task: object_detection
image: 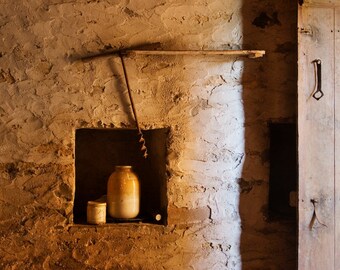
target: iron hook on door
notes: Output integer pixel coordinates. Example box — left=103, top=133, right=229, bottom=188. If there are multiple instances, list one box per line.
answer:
left=309, top=198, right=327, bottom=230
left=311, top=59, right=324, bottom=101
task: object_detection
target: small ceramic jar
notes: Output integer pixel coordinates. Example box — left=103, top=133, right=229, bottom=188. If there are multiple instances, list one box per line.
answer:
left=87, top=201, right=106, bottom=225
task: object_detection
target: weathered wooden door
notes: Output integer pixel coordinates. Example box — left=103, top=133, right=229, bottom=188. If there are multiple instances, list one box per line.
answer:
left=298, top=1, right=340, bottom=269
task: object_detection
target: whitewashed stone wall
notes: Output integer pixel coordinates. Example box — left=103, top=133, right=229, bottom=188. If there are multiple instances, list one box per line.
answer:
left=0, top=0, right=296, bottom=269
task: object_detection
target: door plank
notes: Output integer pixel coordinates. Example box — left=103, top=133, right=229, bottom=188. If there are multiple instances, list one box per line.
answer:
left=303, top=0, right=337, bottom=5
left=334, top=8, right=340, bottom=270
left=298, top=6, right=335, bottom=270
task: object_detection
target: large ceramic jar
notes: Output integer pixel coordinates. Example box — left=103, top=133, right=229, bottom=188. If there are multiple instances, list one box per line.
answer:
left=107, top=166, right=140, bottom=219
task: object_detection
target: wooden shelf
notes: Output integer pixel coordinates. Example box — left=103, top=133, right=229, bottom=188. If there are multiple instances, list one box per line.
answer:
left=124, top=49, right=265, bottom=59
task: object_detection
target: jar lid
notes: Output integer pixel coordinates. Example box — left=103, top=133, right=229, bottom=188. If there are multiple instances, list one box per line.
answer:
left=115, top=165, right=132, bottom=169
left=88, top=200, right=106, bottom=206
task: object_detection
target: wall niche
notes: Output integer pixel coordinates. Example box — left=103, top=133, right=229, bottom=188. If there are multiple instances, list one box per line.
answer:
left=73, top=128, right=169, bottom=225
left=268, top=123, right=297, bottom=220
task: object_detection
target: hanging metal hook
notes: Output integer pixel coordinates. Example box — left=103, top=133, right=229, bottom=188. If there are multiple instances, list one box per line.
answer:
left=311, top=59, right=323, bottom=101
left=309, top=198, right=327, bottom=230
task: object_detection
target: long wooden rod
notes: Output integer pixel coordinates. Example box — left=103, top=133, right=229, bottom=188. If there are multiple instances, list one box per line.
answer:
left=125, top=49, right=265, bottom=58
left=79, top=49, right=265, bottom=61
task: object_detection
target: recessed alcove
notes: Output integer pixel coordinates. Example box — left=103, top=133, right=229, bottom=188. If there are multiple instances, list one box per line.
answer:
left=73, top=128, right=169, bottom=225
left=268, top=123, right=297, bottom=220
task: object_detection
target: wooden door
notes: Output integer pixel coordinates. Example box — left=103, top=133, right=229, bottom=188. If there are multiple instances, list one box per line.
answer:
left=298, top=4, right=336, bottom=270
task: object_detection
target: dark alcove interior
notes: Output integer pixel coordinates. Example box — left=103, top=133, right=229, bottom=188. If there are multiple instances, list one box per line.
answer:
left=268, top=123, right=297, bottom=220
left=74, top=128, right=169, bottom=225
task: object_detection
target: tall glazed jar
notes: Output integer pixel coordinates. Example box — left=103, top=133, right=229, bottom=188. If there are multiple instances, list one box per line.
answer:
left=107, top=166, right=140, bottom=219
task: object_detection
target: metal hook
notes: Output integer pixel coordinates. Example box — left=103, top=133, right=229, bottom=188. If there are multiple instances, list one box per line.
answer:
left=309, top=198, right=327, bottom=230
left=311, top=59, right=323, bottom=101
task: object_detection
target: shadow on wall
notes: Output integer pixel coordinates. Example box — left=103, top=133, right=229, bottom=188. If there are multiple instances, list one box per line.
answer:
left=239, top=0, right=297, bottom=269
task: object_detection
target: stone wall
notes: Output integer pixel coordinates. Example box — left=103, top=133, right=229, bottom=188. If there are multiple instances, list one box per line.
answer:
left=0, top=0, right=297, bottom=269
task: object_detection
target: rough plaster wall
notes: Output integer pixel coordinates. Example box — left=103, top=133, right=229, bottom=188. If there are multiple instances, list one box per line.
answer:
left=0, top=0, right=296, bottom=269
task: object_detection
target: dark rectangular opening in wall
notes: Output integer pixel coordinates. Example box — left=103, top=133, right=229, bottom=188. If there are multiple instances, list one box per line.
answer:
left=74, top=128, right=169, bottom=225
left=268, top=123, right=297, bottom=220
